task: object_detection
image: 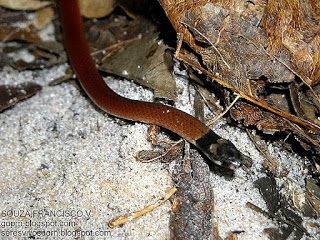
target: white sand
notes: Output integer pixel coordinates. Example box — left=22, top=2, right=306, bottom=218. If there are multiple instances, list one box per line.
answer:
left=1, top=21, right=319, bottom=240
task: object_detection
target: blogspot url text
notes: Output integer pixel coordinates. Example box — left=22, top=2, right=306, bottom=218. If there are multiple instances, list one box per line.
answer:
left=1, top=229, right=111, bottom=238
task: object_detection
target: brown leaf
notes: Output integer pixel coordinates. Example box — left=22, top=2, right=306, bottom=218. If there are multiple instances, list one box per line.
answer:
left=260, top=0, right=320, bottom=86
left=246, top=129, right=286, bottom=177
left=159, top=0, right=320, bottom=156
left=35, top=6, right=55, bottom=30
left=99, top=32, right=177, bottom=101
left=85, top=14, right=155, bottom=49
left=0, top=82, right=42, bottom=112
left=180, top=2, right=293, bottom=89
left=117, top=0, right=151, bottom=19
left=79, top=0, right=151, bottom=19
left=254, top=176, right=281, bottom=215
left=264, top=228, right=283, bottom=240
left=230, top=102, right=291, bottom=133
left=0, top=24, right=41, bottom=43
left=0, top=0, right=51, bottom=10
left=86, top=14, right=173, bottom=97
left=306, top=179, right=320, bottom=217
left=79, top=0, right=116, bottom=19
left=136, top=150, right=163, bottom=162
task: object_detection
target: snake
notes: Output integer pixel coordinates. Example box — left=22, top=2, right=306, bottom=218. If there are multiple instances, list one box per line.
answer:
left=59, top=0, right=245, bottom=169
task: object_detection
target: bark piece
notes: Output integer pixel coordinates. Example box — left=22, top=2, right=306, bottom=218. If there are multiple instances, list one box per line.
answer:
left=170, top=148, right=214, bottom=240
left=0, top=8, right=27, bottom=23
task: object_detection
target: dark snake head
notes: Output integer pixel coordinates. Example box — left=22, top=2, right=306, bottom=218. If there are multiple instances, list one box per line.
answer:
left=196, top=130, right=250, bottom=169
left=214, top=139, right=242, bottom=168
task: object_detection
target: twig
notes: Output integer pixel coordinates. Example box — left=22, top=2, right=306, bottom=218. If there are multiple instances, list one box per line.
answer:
left=108, top=187, right=177, bottom=227
left=246, top=129, right=280, bottom=175
left=176, top=52, right=320, bottom=133
left=246, top=202, right=309, bottom=234
left=207, top=95, right=240, bottom=126
left=136, top=139, right=184, bottom=163
left=91, top=36, right=142, bottom=56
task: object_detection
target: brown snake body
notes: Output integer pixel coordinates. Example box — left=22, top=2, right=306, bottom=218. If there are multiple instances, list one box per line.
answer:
left=59, top=0, right=245, bottom=169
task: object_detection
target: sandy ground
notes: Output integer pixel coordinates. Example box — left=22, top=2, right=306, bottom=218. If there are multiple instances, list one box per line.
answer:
left=1, top=21, right=319, bottom=240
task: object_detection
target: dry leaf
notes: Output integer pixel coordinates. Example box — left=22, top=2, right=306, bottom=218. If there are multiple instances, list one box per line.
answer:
left=117, top=0, right=151, bottom=19
left=85, top=14, right=154, bottom=49
left=0, top=0, right=51, bottom=10
left=35, top=6, right=54, bottom=30
left=254, top=176, right=280, bottom=215
left=0, top=82, right=42, bottom=112
left=260, top=0, right=320, bottom=86
left=0, top=24, right=41, bottom=43
left=79, top=0, right=116, bottom=18
left=159, top=0, right=320, bottom=158
left=100, top=32, right=177, bottom=101
left=83, top=13, right=176, bottom=100
left=306, top=179, right=320, bottom=217
left=79, top=0, right=151, bottom=19
left=230, top=102, right=291, bottom=133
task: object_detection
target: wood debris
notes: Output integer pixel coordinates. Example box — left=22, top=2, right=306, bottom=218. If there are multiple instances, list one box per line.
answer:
left=108, top=187, right=176, bottom=227
left=169, top=146, right=214, bottom=239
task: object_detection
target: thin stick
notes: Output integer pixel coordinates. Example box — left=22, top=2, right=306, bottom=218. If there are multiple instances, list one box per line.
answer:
left=207, top=95, right=240, bottom=126
left=247, top=202, right=308, bottom=234
left=91, top=36, right=142, bottom=56
left=176, top=52, right=320, bottom=133
left=108, top=187, right=177, bottom=227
